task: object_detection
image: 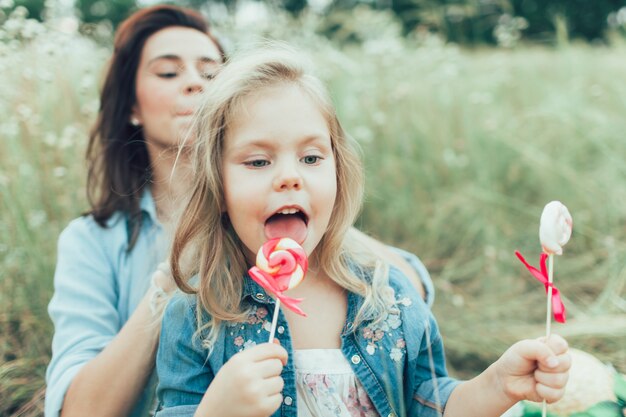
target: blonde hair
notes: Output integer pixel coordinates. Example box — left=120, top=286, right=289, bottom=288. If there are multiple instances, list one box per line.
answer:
left=170, top=43, right=391, bottom=348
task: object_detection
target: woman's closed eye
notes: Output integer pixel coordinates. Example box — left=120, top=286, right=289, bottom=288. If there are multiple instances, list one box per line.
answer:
left=155, top=65, right=181, bottom=79
left=198, top=62, right=220, bottom=80
left=157, top=72, right=178, bottom=79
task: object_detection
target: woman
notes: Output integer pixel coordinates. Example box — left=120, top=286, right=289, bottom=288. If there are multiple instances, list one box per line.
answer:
left=45, top=6, right=224, bottom=417
left=45, top=5, right=431, bottom=417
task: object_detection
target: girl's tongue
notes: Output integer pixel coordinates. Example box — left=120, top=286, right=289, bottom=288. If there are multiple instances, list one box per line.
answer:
left=264, top=214, right=308, bottom=244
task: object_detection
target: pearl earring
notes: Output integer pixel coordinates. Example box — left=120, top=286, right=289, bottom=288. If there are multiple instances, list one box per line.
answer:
left=130, top=116, right=141, bottom=126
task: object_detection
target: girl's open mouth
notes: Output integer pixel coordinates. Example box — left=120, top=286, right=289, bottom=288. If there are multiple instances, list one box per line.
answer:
left=264, top=208, right=309, bottom=244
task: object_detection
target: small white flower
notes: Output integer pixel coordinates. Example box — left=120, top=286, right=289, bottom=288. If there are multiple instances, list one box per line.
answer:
left=451, top=294, right=465, bottom=307
left=53, top=167, right=66, bottom=177
left=379, top=320, right=390, bottom=332
left=398, top=297, right=412, bottom=307
left=0, top=0, right=15, bottom=9
left=16, top=104, right=32, bottom=121
left=243, top=340, right=257, bottom=350
left=21, top=18, right=43, bottom=39
left=3, top=19, right=20, bottom=37
left=386, top=314, right=402, bottom=330
left=43, top=133, right=57, bottom=146
left=10, top=4, right=26, bottom=18
left=390, top=348, right=403, bottom=362
left=28, top=210, right=46, bottom=228
left=262, top=321, right=272, bottom=332
left=366, top=344, right=376, bottom=355
left=539, top=201, right=573, bottom=255
left=1, top=121, right=19, bottom=137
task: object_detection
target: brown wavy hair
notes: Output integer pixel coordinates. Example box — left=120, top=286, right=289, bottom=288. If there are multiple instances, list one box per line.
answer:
left=86, top=5, right=225, bottom=248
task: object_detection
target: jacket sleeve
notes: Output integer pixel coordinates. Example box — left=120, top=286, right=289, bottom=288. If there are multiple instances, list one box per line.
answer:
left=45, top=218, right=120, bottom=417
left=408, top=314, right=462, bottom=417
left=154, top=294, right=214, bottom=417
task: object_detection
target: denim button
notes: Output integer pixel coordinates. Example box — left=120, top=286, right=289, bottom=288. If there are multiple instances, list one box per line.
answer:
left=388, top=413, right=396, bottom=417
left=277, top=325, right=285, bottom=334
left=256, top=293, right=265, bottom=300
left=351, top=354, right=361, bottom=364
left=284, top=396, right=293, bottom=406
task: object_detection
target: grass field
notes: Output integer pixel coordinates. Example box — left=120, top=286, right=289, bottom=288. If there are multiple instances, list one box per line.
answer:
left=1, top=10, right=625, bottom=416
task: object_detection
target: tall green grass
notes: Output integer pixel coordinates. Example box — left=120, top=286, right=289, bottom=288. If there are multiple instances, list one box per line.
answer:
left=334, top=43, right=626, bottom=376
left=1, top=9, right=625, bottom=415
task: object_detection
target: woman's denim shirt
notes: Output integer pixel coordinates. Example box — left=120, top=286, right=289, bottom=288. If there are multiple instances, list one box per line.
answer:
left=155, top=262, right=461, bottom=417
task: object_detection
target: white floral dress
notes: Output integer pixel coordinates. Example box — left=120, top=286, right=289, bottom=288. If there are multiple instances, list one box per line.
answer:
left=294, top=349, right=379, bottom=417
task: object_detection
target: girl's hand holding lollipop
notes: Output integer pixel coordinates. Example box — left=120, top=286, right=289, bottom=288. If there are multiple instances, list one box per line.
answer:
left=196, top=238, right=308, bottom=417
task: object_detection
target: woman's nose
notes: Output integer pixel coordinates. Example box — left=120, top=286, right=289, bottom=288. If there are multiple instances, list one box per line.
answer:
left=184, top=83, right=202, bottom=94
left=182, top=69, right=205, bottom=94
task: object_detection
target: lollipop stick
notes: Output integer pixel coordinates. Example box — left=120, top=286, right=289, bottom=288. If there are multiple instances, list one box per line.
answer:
left=542, top=254, right=554, bottom=417
left=545, top=254, right=554, bottom=337
left=268, top=299, right=281, bottom=343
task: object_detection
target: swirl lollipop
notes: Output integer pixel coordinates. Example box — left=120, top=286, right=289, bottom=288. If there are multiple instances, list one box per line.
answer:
left=248, top=238, right=308, bottom=342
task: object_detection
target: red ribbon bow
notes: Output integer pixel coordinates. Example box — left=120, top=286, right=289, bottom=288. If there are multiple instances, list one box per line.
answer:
left=515, top=251, right=566, bottom=323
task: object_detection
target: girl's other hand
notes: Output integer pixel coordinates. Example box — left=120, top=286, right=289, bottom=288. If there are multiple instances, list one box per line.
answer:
left=494, top=334, right=571, bottom=404
left=196, top=342, right=288, bottom=417
left=148, top=262, right=178, bottom=317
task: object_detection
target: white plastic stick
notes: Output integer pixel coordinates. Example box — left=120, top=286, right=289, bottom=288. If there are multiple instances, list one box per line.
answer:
left=542, top=254, right=554, bottom=417
left=268, top=299, right=281, bottom=343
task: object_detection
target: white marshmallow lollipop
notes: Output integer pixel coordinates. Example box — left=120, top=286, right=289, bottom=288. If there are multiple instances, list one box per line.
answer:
left=539, top=201, right=573, bottom=256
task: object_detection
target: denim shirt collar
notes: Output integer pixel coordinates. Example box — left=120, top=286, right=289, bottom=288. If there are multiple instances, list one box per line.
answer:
left=139, top=187, right=159, bottom=223
left=123, top=187, right=160, bottom=245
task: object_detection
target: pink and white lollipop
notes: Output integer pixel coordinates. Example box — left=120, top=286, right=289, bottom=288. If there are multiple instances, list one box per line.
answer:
left=248, top=238, right=308, bottom=341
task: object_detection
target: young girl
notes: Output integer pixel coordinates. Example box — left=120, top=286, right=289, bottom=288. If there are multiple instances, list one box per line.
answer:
left=155, top=45, right=570, bottom=417
left=45, top=6, right=428, bottom=416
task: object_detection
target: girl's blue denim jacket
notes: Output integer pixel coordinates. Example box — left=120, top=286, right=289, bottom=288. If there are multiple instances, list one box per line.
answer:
left=155, top=263, right=461, bottom=417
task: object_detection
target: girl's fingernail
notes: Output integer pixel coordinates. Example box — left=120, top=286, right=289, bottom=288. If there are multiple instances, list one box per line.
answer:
left=547, top=357, right=558, bottom=368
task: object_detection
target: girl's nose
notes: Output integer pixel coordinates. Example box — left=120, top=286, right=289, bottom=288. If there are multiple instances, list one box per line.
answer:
left=273, top=167, right=302, bottom=191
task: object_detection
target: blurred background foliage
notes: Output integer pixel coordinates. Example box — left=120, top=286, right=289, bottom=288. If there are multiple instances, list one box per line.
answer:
left=1, top=0, right=626, bottom=416
left=7, top=0, right=626, bottom=46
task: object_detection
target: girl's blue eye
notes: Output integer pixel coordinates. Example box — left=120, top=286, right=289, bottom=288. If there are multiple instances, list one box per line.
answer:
left=302, top=155, right=322, bottom=164
left=245, top=160, right=269, bottom=168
